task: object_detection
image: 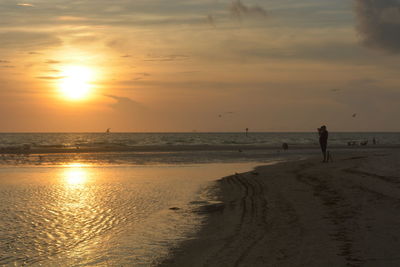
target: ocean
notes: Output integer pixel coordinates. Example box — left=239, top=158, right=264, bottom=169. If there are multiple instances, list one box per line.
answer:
left=0, top=132, right=398, bottom=166
left=0, top=132, right=399, bottom=266
left=1, top=132, right=399, bottom=149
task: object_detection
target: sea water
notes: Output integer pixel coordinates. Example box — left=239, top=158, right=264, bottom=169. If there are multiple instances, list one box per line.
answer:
left=0, top=132, right=398, bottom=166
left=0, top=132, right=399, bottom=149
left=0, top=162, right=263, bottom=266
left=0, top=132, right=399, bottom=266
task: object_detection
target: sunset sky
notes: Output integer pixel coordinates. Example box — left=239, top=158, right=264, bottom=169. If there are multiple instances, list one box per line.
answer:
left=0, top=0, right=399, bottom=132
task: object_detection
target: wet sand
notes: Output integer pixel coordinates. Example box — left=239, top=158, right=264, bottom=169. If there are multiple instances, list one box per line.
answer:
left=163, top=150, right=400, bottom=267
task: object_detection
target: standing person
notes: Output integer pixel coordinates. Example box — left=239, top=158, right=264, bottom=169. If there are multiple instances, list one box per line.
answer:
left=318, top=125, right=329, bottom=162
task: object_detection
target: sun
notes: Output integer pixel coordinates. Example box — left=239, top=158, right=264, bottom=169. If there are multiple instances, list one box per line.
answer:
left=59, top=66, right=94, bottom=100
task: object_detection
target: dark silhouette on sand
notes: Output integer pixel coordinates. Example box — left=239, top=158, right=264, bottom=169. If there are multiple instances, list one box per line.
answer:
left=318, top=125, right=329, bottom=162
left=282, top=142, right=289, bottom=151
left=360, top=140, right=368, bottom=146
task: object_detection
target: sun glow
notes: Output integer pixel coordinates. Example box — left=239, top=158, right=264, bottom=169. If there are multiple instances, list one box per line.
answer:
left=63, top=163, right=89, bottom=186
left=59, top=66, right=94, bottom=100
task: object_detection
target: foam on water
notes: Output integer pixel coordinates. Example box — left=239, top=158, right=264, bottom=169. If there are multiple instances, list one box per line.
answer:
left=0, top=132, right=399, bottom=151
left=0, top=132, right=398, bottom=167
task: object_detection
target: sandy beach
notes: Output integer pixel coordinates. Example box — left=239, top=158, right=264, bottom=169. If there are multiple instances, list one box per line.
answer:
left=163, top=149, right=400, bottom=267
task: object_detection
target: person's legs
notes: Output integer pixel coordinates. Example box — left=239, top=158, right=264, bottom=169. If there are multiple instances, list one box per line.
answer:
left=321, top=143, right=327, bottom=162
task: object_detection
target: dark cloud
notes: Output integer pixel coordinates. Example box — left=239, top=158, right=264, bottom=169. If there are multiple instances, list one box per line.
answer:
left=230, top=0, right=267, bottom=20
left=36, top=76, right=64, bottom=80
left=0, top=31, right=62, bottom=49
left=133, top=72, right=150, bottom=81
left=104, top=94, right=145, bottom=113
left=0, top=60, right=10, bottom=63
left=1, top=0, right=218, bottom=31
left=45, top=59, right=61, bottom=64
left=144, top=54, right=190, bottom=62
left=135, top=72, right=150, bottom=76
left=354, top=0, right=400, bottom=53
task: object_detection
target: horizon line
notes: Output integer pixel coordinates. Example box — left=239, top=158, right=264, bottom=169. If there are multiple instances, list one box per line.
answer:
left=0, top=131, right=399, bottom=134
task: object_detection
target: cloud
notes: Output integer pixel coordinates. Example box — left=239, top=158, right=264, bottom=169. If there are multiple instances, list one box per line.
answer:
left=229, top=0, right=267, bottom=20
left=104, top=94, right=145, bottom=113
left=17, top=3, right=34, bottom=7
left=56, top=16, right=88, bottom=21
left=133, top=72, right=150, bottom=81
left=354, top=0, right=400, bottom=53
left=0, top=60, right=10, bottom=63
left=0, top=31, right=62, bottom=50
left=136, top=72, right=150, bottom=76
left=36, top=76, right=64, bottom=80
left=45, top=59, right=61, bottom=64
left=144, top=54, right=190, bottom=62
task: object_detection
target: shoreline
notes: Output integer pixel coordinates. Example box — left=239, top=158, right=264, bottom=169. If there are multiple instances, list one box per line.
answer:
left=162, top=149, right=400, bottom=266
left=1, top=144, right=399, bottom=155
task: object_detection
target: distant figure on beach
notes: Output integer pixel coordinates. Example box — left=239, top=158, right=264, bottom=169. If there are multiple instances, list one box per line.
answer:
left=318, top=125, right=329, bottom=162
left=373, top=137, right=377, bottom=145
left=245, top=128, right=249, bottom=136
left=360, top=140, right=368, bottom=146
left=347, top=141, right=357, bottom=146
left=282, top=143, right=289, bottom=151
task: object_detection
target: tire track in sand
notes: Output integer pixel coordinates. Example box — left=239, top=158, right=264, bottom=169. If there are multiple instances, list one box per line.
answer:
left=203, top=172, right=268, bottom=266
left=205, top=171, right=301, bottom=267
left=295, top=162, right=365, bottom=267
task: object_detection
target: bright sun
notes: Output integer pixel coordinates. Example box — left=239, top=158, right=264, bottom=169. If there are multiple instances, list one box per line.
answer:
left=59, top=66, right=94, bottom=100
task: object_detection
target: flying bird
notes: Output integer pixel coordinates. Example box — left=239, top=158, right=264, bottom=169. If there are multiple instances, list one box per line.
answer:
left=352, top=113, right=357, bottom=118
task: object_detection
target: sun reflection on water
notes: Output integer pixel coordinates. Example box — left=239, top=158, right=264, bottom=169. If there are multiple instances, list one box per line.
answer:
left=62, top=163, right=90, bottom=186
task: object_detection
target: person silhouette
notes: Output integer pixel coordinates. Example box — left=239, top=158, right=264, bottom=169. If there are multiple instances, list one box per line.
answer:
left=318, top=125, right=329, bottom=162
left=282, top=142, right=289, bottom=151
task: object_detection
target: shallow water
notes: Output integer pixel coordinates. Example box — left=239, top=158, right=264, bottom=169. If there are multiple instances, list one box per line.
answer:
left=1, top=132, right=393, bottom=265
left=0, top=162, right=260, bottom=266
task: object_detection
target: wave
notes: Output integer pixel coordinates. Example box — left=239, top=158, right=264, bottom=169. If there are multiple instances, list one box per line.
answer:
left=0, top=132, right=399, bottom=158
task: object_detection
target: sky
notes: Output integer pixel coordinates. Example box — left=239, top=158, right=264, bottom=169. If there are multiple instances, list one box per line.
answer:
left=0, top=0, right=399, bottom=132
